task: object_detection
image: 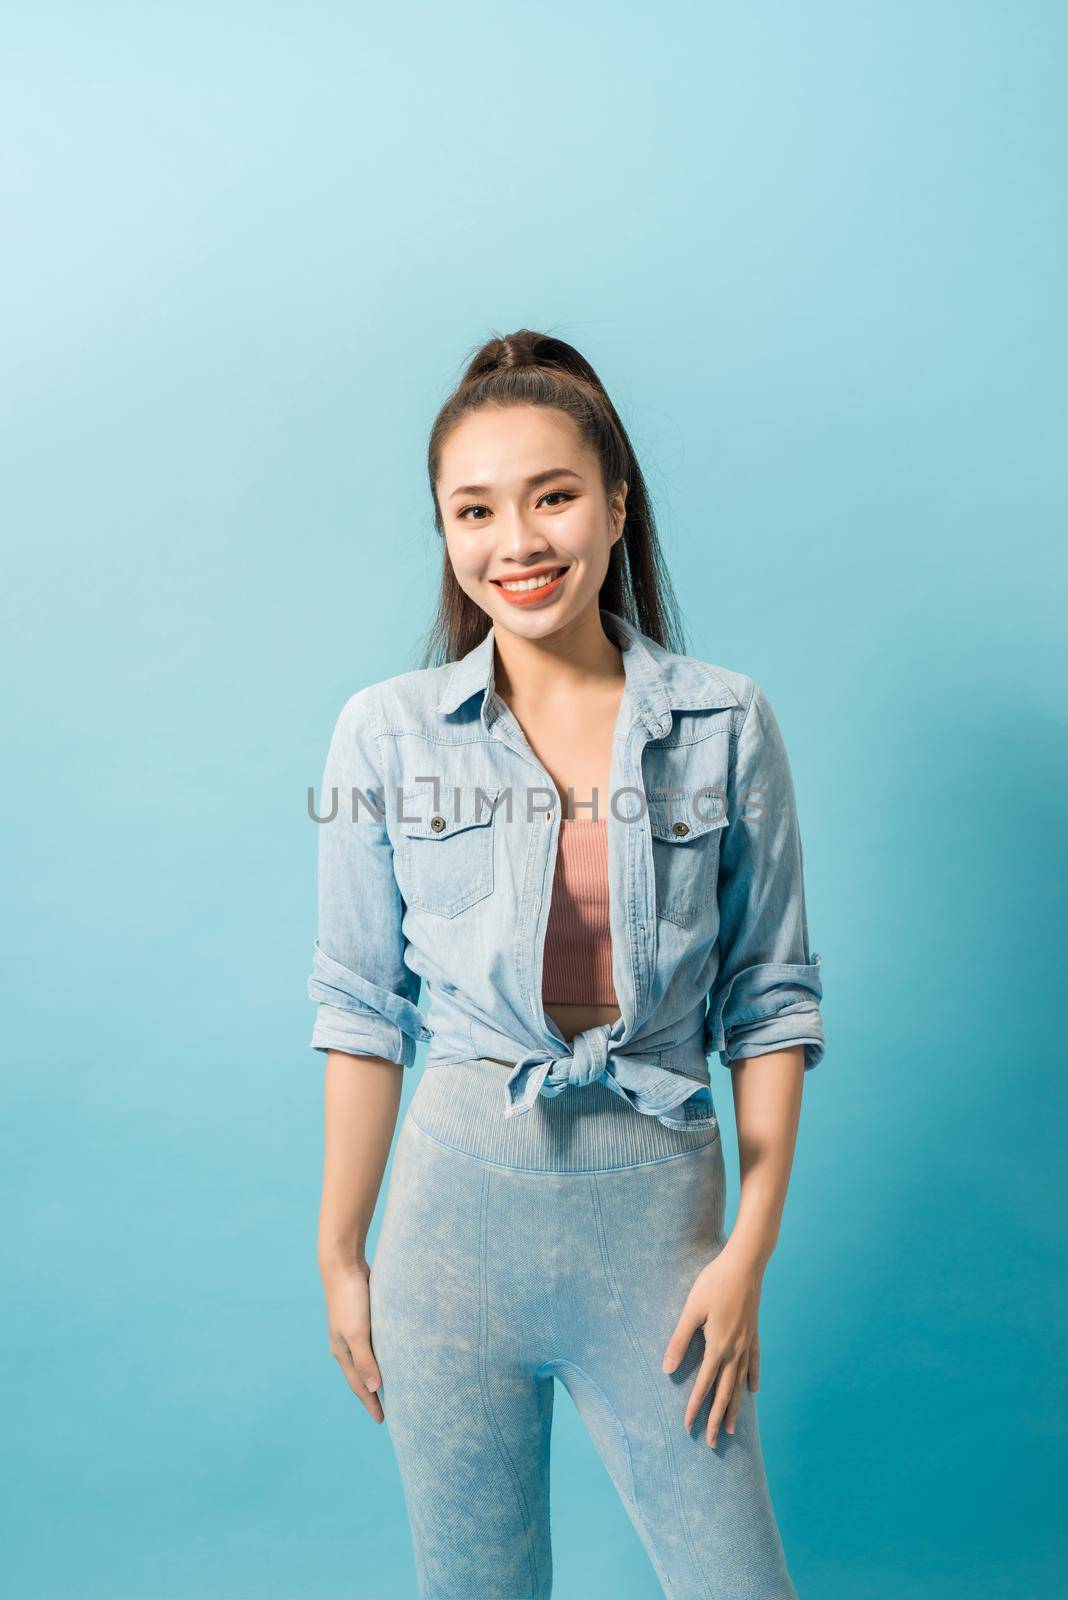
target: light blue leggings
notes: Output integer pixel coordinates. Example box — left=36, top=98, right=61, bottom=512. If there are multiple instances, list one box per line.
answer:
left=369, top=1059, right=797, bottom=1600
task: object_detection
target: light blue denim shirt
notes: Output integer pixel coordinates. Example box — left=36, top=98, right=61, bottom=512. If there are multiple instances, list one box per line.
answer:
left=308, top=609, right=824, bottom=1130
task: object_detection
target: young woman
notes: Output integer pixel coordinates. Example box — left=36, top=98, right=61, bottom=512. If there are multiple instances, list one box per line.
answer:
left=309, top=329, right=825, bottom=1600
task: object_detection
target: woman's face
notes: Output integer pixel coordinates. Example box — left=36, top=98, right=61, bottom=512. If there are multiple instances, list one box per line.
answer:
left=437, top=404, right=626, bottom=637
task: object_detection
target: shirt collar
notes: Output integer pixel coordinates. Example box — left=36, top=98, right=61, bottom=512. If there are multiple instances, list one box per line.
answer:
left=432, top=608, right=738, bottom=736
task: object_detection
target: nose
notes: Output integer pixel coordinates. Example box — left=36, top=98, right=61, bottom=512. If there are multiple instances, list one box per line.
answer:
left=496, top=506, right=555, bottom=562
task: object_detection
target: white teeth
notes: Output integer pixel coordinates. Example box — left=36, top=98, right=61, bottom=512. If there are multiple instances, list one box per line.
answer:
left=497, top=569, right=564, bottom=593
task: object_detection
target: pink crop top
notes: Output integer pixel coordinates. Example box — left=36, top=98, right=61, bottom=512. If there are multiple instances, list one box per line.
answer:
left=540, top=818, right=618, bottom=1006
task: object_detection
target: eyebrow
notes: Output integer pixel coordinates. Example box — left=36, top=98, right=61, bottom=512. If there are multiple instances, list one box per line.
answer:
left=448, top=467, right=584, bottom=500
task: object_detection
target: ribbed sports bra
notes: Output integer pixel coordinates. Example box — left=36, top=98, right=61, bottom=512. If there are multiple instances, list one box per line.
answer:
left=540, top=818, right=618, bottom=1006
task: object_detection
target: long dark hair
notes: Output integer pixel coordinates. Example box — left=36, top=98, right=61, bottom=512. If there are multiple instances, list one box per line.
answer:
left=418, top=328, right=687, bottom=668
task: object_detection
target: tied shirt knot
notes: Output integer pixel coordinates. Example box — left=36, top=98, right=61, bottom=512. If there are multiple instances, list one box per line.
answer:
left=502, top=1024, right=717, bottom=1133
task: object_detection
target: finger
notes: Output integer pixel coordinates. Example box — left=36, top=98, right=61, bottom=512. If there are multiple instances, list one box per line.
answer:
left=330, top=1331, right=356, bottom=1376
left=749, top=1336, right=761, bottom=1392
left=682, top=1348, right=723, bottom=1433
left=706, top=1362, right=740, bottom=1448
left=345, top=1361, right=386, bottom=1423
left=724, top=1361, right=749, bottom=1435
left=355, top=1350, right=383, bottom=1399
left=332, top=1335, right=386, bottom=1423
left=662, top=1306, right=702, bottom=1374
left=351, top=1337, right=383, bottom=1396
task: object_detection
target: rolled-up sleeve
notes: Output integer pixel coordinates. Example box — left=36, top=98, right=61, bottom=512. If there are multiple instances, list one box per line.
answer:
left=308, top=688, right=431, bottom=1069
left=704, top=681, right=825, bottom=1070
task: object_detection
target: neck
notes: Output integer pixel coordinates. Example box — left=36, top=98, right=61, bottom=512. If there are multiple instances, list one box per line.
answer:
left=491, top=604, right=624, bottom=711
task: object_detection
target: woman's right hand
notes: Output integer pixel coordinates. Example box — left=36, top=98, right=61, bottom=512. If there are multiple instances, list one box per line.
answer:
left=320, top=1255, right=385, bottom=1424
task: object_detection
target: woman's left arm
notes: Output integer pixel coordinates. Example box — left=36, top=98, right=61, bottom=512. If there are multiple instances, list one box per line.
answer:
left=726, top=1042, right=804, bottom=1278
left=661, top=1044, right=803, bottom=1446
left=662, top=675, right=823, bottom=1446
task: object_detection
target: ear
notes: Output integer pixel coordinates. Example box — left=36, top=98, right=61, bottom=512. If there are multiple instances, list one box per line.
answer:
left=612, top=478, right=628, bottom=541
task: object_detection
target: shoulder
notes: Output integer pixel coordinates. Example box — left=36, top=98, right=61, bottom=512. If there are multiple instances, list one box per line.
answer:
left=647, top=634, right=760, bottom=735
left=688, top=656, right=759, bottom=724
left=660, top=645, right=793, bottom=752
left=685, top=660, right=784, bottom=744
left=330, top=665, right=450, bottom=736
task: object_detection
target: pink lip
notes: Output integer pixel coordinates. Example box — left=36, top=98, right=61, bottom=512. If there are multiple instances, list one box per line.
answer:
left=490, top=565, right=570, bottom=607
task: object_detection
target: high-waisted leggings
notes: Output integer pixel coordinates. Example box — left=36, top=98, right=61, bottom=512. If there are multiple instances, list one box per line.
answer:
left=368, top=1059, right=797, bottom=1600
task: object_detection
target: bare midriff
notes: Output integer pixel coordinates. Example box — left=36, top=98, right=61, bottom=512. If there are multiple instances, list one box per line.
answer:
left=481, top=1001, right=622, bottom=1067
left=543, top=1000, right=622, bottom=1041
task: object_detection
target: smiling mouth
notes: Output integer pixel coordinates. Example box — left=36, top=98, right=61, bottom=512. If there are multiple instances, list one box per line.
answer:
left=489, top=566, right=569, bottom=594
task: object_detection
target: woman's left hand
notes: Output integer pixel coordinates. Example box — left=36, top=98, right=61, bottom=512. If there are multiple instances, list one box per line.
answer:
left=661, top=1243, right=764, bottom=1447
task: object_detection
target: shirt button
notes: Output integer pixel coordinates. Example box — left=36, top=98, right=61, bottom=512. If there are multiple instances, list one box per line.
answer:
left=431, top=815, right=447, bottom=833
left=545, top=808, right=553, bottom=823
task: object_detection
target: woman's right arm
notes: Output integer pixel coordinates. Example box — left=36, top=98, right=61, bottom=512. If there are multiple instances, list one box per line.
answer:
left=307, top=687, right=431, bottom=1423
left=318, top=1048, right=403, bottom=1425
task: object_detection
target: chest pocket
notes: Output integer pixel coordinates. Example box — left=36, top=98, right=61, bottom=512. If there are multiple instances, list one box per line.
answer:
left=648, top=790, right=729, bottom=928
left=394, top=784, right=501, bottom=918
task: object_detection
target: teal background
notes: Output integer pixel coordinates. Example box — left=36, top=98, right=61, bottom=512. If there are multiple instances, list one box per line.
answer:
left=3, top=4, right=1065, bottom=1597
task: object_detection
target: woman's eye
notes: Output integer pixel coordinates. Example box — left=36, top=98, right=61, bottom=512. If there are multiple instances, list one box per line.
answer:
left=457, top=504, right=490, bottom=521
left=540, top=491, right=575, bottom=508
